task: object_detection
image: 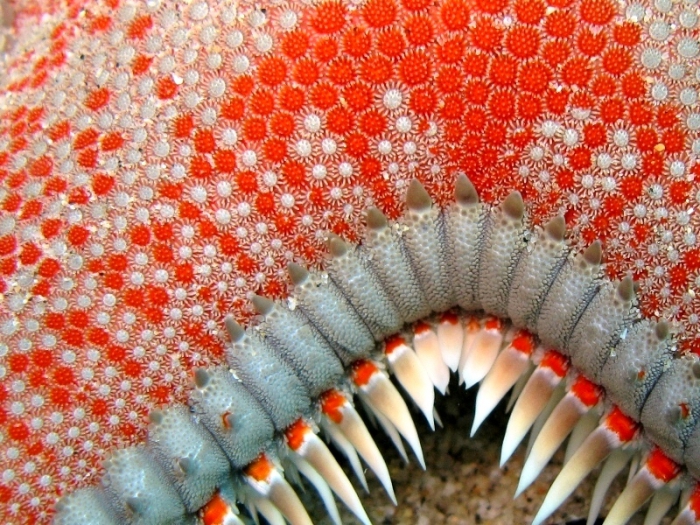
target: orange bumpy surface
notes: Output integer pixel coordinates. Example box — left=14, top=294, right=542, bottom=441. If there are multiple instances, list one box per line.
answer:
left=0, top=0, right=699, bottom=521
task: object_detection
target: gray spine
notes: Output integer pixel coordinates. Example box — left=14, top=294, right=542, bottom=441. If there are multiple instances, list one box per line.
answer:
left=600, top=320, right=672, bottom=421
left=443, top=182, right=488, bottom=312
left=190, top=367, right=275, bottom=469
left=326, top=238, right=403, bottom=340
left=401, top=180, right=455, bottom=312
left=147, top=406, right=230, bottom=512
left=567, top=278, right=638, bottom=383
left=226, top=326, right=312, bottom=431
left=254, top=298, right=346, bottom=398
left=477, top=192, right=527, bottom=318
left=102, top=446, right=187, bottom=525
left=290, top=264, right=376, bottom=365
left=507, top=218, right=569, bottom=332
left=641, top=356, right=700, bottom=463
left=363, top=208, right=432, bottom=323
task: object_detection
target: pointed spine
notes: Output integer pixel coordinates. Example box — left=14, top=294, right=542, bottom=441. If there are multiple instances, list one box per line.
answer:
left=401, top=179, right=455, bottom=312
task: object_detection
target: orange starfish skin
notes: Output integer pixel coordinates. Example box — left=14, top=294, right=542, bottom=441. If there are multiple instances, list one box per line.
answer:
left=1, top=0, right=700, bottom=522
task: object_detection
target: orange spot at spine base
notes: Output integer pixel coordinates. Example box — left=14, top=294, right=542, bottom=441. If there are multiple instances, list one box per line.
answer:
left=570, top=375, right=603, bottom=407
left=384, top=335, right=406, bottom=355
left=245, top=454, right=274, bottom=482
left=510, top=331, right=535, bottom=354
left=606, top=405, right=640, bottom=443
left=414, top=321, right=431, bottom=335
left=484, top=317, right=502, bottom=331
left=285, top=419, right=311, bottom=451
left=540, top=350, right=570, bottom=377
left=202, top=492, right=233, bottom=525
left=352, top=359, right=379, bottom=386
left=440, top=312, right=460, bottom=325
left=127, top=14, right=153, bottom=39
left=646, top=447, right=681, bottom=483
left=320, top=389, right=347, bottom=424
left=156, top=76, right=178, bottom=99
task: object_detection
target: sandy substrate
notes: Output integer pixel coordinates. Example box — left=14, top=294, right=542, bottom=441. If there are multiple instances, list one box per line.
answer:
left=295, top=377, right=671, bottom=525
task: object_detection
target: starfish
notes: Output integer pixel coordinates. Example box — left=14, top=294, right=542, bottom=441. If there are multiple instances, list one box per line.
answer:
left=1, top=0, right=700, bottom=523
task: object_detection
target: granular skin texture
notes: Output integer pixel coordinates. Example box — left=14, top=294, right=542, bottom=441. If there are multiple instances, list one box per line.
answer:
left=0, top=0, right=699, bottom=522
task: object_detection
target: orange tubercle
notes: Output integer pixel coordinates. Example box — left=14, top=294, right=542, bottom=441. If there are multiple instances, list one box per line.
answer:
left=539, top=350, right=571, bottom=377
left=484, top=317, right=502, bottom=331
left=201, top=492, right=234, bottom=525
left=606, top=406, right=640, bottom=443
left=570, top=375, right=604, bottom=407
left=440, top=311, right=460, bottom=325
left=245, top=454, right=274, bottom=483
left=510, top=331, right=536, bottom=355
left=320, top=389, right=347, bottom=424
left=351, top=359, right=379, bottom=386
left=384, top=335, right=406, bottom=355
left=646, top=447, right=681, bottom=483
left=285, top=418, right=311, bottom=451
left=414, top=321, right=432, bottom=335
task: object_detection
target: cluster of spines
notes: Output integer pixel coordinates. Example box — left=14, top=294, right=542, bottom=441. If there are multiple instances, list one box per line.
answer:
left=54, top=176, right=700, bottom=525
